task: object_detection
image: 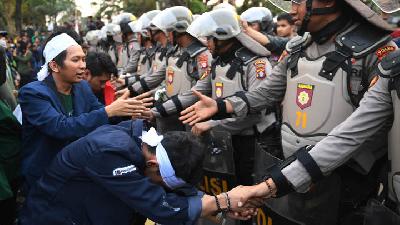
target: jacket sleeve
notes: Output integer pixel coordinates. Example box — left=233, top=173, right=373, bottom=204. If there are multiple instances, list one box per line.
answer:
left=18, top=85, right=109, bottom=140
left=282, top=77, right=394, bottom=192
left=85, top=150, right=202, bottom=225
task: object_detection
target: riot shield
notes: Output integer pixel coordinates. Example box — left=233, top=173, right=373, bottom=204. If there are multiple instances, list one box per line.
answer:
left=254, top=142, right=304, bottom=225
left=197, top=130, right=238, bottom=225
left=199, top=130, right=237, bottom=195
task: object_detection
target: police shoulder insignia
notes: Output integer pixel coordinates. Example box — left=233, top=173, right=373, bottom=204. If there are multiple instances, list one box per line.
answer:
left=254, top=60, right=267, bottom=80
left=215, top=82, right=223, bottom=98
left=376, top=45, right=396, bottom=61
left=198, top=53, right=209, bottom=69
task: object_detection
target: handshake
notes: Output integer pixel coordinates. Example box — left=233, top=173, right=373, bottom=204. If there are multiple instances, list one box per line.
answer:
left=202, top=179, right=278, bottom=222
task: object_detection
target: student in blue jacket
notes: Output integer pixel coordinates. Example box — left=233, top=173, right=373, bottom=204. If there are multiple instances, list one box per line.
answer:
left=18, top=33, right=150, bottom=191
left=19, top=120, right=260, bottom=225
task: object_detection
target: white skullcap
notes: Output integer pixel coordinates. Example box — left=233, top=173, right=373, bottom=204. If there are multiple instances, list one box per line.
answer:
left=37, top=33, right=79, bottom=81
left=141, top=127, right=186, bottom=189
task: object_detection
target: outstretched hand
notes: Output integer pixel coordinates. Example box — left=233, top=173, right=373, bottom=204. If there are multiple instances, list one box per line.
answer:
left=179, top=90, right=218, bottom=126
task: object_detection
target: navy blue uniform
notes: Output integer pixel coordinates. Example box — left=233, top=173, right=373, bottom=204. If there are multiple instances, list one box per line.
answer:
left=18, top=75, right=110, bottom=188
left=19, top=120, right=202, bottom=225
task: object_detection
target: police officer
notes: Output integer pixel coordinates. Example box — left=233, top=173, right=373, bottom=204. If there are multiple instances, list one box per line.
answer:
left=243, top=48, right=400, bottom=225
left=114, top=12, right=138, bottom=74
left=124, top=10, right=161, bottom=80
left=98, top=23, right=121, bottom=65
left=240, top=7, right=289, bottom=66
left=147, top=6, right=214, bottom=133
left=179, top=0, right=397, bottom=224
left=119, top=10, right=173, bottom=98
left=156, top=6, right=272, bottom=199
left=84, top=30, right=101, bottom=53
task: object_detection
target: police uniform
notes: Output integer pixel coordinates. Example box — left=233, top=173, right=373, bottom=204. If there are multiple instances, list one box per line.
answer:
left=154, top=44, right=274, bottom=186
left=19, top=120, right=202, bottom=225
left=128, top=44, right=172, bottom=95
left=222, top=17, right=396, bottom=225
left=276, top=50, right=400, bottom=224
left=125, top=45, right=155, bottom=76
left=155, top=41, right=212, bottom=133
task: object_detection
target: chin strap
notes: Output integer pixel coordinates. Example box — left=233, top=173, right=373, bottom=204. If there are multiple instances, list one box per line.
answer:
left=298, top=0, right=338, bottom=36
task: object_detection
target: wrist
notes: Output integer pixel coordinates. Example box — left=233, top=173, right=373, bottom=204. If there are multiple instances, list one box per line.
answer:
left=105, top=105, right=114, bottom=117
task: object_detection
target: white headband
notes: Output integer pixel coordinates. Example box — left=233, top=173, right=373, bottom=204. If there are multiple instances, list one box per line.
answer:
left=141, top=127, right=186, bottom=189
left=37, top=33, right=79, bottom=81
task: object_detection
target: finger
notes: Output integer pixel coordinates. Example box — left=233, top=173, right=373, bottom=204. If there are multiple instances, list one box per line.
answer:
left=134, top=91, right=153, bottom=100
left=141, top=97, right=154, bottom=103
left=182, top=110, right=196, bottom=121
left=124, top=99, right=143, bottom=105
left=182, top=114, right=197, bottom=125
left=188, top=117, right=203, bottom=126
left=119, top=89, right=130, bottom=100
left=192, top=90, right=204, bottom=100
left=180, top=105, right=194, bottom=117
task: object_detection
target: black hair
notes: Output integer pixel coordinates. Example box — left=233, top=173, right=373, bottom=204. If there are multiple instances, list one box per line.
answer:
left=148, top=131, right=205, bottom=186
left=277, top=13, right=294, bottom=25
left=44, top=28, right=83, bottom=74
left=86, top=52, right=118, bottom=77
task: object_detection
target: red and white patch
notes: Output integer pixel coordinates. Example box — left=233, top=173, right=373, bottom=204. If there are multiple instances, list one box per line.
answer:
left=254, top=60, right=267, bottom=80
left=198, top=54, right=209, bottom=69
left=376, top=46, right=396, bottom=60
left=167, top=67, right=174, bottom=85
left=296, top=83, right=314, bottom=110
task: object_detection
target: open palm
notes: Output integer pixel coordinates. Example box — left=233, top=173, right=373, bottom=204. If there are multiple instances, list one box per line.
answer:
left=179, top=90, right=218, bottom=126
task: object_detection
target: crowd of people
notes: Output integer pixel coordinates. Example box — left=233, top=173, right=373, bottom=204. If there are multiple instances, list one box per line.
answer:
left=1, top=0, right=400, bottom=225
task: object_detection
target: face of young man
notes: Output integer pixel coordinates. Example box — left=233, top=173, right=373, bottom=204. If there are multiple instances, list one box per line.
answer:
left=84, top=70, right=110, bottom=94
left=142, top=143, right=165, bottom=187
left=276, top=20, right=294, bottom=37
left=51, top=45, right=86, bottom=84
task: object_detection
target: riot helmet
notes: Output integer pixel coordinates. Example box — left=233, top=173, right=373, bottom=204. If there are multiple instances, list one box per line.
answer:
left=240, top=7, right=274, bottom=34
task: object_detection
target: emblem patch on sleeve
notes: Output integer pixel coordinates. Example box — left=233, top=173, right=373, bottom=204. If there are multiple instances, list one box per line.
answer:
left=198, top=54, right=209, bottom=69
left=376, top=46, right=396, bottom=61
left=215, top=82, right=223, bottom=98
left=167, top=67, right=174, bottom=85
left=113, top=165, right=136, bottom=176
left=296, top=83, right=314, bottom=110
left=254, top=60, right=267, bottom=79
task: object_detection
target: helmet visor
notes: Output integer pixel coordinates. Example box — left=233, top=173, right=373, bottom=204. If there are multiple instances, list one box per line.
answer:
left=267, top=0, right=293, bottom=13
left=372, top=0, right=400, bottom=13
left=151, top=9, right=178, bottom=33
left=187, top=12, right=219, bottom=40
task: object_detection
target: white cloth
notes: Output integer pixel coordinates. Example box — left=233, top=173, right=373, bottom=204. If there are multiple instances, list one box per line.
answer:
left=37, top=33, right=79, bottom=81
left=141, top=127, right=186, bottom=189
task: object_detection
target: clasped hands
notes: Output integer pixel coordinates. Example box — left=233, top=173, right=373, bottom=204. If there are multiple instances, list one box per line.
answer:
left=211, top=179, right=277, bottom=220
